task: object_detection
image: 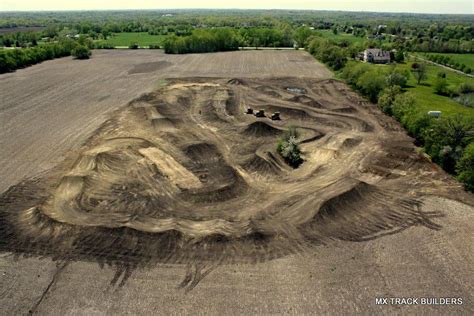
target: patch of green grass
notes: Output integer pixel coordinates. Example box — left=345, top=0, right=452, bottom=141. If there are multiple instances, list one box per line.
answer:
left=315, top=30, right=365, bottom=44
left=423, top=53, right=474, bottom=69
left=101, top=32, right=166, bottom=47
left=346, top=60, right=474, bottom=119
left=401, top=62, right=474, bottom=118
left=156, top=79, right=168, bottom=88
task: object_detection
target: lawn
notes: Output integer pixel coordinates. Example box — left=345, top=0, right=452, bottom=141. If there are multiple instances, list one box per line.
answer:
left=101, top=32, right=167, bottom=47
left=401, top=60, right=474, bottom=118
left=348, top=59, right=474, bottom=118
left=315, top=30, right=365, bottom=44
left=422, top=52, right=474, bottom=70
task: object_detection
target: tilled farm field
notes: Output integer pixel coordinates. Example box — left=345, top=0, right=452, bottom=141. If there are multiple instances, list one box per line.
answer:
left=0, top=51, right=473, bottom=315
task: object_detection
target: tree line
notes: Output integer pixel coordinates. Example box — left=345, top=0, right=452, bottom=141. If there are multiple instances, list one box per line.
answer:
left=0, top=38, right=91, bottom=73
left=424, top=54, right=472, bottom=74
left=327, top=59, right=473, bottom=191
left=163, top=27, right=297, bottom=54
left=163, top=29, right=239, bottom=54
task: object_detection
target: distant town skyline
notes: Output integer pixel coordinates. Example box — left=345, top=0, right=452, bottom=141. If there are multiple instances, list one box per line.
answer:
left=1, top=0, right=473, bottom=14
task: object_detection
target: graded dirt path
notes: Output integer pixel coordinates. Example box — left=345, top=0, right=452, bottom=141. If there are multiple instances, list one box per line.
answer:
left=0, top=51, right=473, bottom=315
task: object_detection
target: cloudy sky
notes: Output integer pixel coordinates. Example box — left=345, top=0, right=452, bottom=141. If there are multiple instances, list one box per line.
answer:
left=1, top=0, right=473, bottom=14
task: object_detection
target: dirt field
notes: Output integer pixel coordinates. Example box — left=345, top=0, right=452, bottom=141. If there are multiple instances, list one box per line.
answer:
left=0, top=51, right=473, bottom=314
left=0, top=50, right=330, bottom=194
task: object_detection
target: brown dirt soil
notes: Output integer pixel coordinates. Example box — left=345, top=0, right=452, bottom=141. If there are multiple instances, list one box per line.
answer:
left=1, top=76, right=471, bottom=271
left=0, top=50, right=331, bottom=194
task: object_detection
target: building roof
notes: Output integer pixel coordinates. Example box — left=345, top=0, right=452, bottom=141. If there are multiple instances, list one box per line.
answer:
left=365, top=48, right=390, bottom=60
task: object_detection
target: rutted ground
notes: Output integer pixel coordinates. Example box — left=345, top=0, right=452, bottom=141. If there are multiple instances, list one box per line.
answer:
left=0, top=49, right=330, bottom=193
left=0, top=52, right=473, bottom=314
left=1, top=76, right=471, bottom=265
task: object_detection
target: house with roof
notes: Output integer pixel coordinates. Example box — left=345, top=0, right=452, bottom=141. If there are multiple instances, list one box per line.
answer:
left=363, top=48, right=391, bottom=64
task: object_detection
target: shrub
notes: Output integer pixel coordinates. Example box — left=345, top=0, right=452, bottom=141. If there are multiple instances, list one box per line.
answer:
left=94, top=42, right=115, bottom=49
left=386, top=70, right=408, bottom=88
left=423, top=114, right=474, bottom=173
left=307, top=37, right=347, bottom=70
left=71, top=45, right=91, bottom=59
left=149, top=44, right=160, bottom=49
left=378, top=85, right=402, bottom=115
left=433, top=77, right=449, bottom=95
left=277, top=127, right=303, bottom=168
left=391, top=92, right=416, bottom=122
left=456, top=143, right=474, bottom=192
left=394, top=50, right=404, bottom=63
left=356, top=70, right=386, bottom=102
left=340, top=62, right=371, bottom=86
left=129, top=43, right=139, bottom=49
left=458, top=82, right=474, bottom=94
left=454, top=94, right=474, bottom=108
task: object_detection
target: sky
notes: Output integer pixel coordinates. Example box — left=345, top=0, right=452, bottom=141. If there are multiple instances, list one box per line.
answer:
left=0, top=0, right=473, bottom=14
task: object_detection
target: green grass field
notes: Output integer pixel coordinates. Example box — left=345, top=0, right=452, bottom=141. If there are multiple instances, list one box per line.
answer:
left=101, top=32, right=166, bottom=47
left=423, top=53, right=474, bottom=69
left=348, top=60, right=474, bottom=118
left=315, top=30, right=365, bottom=44
left=402, top=60, right=474, bottom=118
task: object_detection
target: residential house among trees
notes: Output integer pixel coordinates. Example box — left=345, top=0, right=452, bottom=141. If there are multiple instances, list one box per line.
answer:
left=363, top=48, right=391, bottom=64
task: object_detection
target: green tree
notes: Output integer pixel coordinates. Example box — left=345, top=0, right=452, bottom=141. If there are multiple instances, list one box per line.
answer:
left=411, top=62, right=428, bottom=85
left=356, top=70, right=386, bottom=102
left=433, top=77, right=449, bottom=95
left=293, top=26, right=312, bottom=48
left=277, top=127, right=303, bottom=168
left=394, top=50, right=405, bottom=63
left=423, top=115, right=474, bottom=173
left=391, top=92, right=416, bottom=122
left=386, top=70, right=408, bottom=87
left=71, top=45, right=91, bottom=59
left=456, top=143, right=474, bottom=192
left=378, top=85, right=402, bottom=115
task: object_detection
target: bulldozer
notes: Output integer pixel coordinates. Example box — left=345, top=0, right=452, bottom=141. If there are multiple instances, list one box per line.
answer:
left=255, top=109, right=265, bottom=117
left=271, top=112, right=281, bottom=120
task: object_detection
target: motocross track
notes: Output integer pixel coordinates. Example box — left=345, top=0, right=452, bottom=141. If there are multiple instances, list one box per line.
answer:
left=1, top=76, right=470, bottom=266
left=0, top=52, right=473, bottom=314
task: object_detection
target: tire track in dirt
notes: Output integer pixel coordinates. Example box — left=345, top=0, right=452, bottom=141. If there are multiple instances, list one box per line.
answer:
left=1, top=77, right=460, bottom=288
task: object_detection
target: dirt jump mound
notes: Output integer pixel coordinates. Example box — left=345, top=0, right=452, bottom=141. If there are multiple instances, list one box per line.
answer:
left=0, top=77, right=453, bottom=284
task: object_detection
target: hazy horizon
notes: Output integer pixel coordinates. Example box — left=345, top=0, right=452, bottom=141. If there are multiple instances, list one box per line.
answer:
left=1, top=1, right=473, bottom=15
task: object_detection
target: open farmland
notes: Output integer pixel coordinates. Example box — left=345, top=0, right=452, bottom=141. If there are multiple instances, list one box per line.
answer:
left=0, top=50, right=473, bottom=315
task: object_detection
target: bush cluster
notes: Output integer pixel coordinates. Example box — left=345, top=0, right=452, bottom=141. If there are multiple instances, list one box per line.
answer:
left=277, top=127, right=303, bottom=168
left=163, top=29, right=239, bottom=54
left=377, top=85, right=474, bottom=191
left=307, top=37, right=347, bottom=70
left=0, top=39, right=89, bottom=73
left=71, top=45, right=91, bottom=59
left=337, top=59, right=474, bottom=191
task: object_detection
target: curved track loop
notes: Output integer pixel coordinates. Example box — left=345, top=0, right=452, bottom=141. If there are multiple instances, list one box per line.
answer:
left=0, top=77, right=453, bottom=278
